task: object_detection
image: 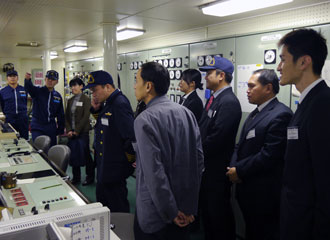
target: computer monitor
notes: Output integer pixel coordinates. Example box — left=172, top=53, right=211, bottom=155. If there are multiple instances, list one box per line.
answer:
left=0, top=203, right=110, bottom=240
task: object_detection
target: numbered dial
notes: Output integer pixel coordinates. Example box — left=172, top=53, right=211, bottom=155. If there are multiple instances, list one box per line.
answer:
left=163, top=59, right=169, bottom=68
left=175, top=58, right=182, bottom=68
left=197, top=56, right=205, bottom=67
left=169, top=59, right=175, bottom=68
left=169, top=70, right=175, bottom=80
left=205, top=55, right=213, bottom=66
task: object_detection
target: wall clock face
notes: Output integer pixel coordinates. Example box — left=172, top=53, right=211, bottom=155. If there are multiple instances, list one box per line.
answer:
left=264, top=49, right=276, bottom=64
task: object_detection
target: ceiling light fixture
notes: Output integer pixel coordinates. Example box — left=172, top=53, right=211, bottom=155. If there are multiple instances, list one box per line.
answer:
left=201, top=0, right=293, bottom=17
left=64, top=40, right=88, bottom=53
left=117, top=28, right=145, bottom=41
left=41, top=51, right=58, bottom=60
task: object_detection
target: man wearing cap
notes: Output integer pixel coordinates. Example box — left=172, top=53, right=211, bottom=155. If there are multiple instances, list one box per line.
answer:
left=133, top=62, right=204, bottom=239
left=86, top=70, right=135, bottom=213
left=199, top=56, right=242, bottom=240
left=0, top=70, right=28, bottom=139
left=227, top=69, right=292, bottom=240
left=25, top=70, right=65, bottom=147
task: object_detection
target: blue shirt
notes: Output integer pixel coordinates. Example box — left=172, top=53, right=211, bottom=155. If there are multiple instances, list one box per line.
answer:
left=0, top=85, right=27, bottom=120
left=24, top=79, right=64, bottom=133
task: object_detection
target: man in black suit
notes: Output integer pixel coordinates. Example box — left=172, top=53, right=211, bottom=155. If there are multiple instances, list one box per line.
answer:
left=179, top=69, right=204, bottom=122
left=227, top=69, right=293, bottom=240
left=277, top=29, right=330, bottom=240
left=199, top=56, right=242, bottom=240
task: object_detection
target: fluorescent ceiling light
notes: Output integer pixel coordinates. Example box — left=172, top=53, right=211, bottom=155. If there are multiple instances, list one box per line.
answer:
left=41, top=51, right=58, bottom=60
left=117, top=28, right=145, bottom=41
left=64, top=40, right=88, bottom=53
left=201, top=0, right=293, bottom=17
left=85, top=57, right=103, bottom=62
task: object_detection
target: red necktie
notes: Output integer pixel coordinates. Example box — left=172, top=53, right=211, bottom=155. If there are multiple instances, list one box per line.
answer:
left=205, top=95, right=214, bottom=111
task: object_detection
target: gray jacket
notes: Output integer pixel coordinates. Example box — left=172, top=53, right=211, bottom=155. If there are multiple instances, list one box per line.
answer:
left=133, top=95, right=204, bottom=233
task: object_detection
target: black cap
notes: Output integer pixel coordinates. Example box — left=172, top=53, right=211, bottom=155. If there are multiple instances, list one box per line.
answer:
left=46, top=70, right=59, bottom=80
left=7, top=70, right=18, bottom=77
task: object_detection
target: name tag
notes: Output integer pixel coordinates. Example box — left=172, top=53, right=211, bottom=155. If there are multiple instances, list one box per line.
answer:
left=101, top=118, right=109, bottom=126
left=207, top=109, right=213, bottom=118
left=76, top=101, right=83, bottom=107
left=287, top=127, right=298, bottom=140
left=246, top=129, right=256, bottom=139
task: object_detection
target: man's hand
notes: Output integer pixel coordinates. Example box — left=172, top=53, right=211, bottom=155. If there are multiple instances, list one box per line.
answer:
left=25, top=72, right=32, bottom=80
left=226, top=167, right=242, bottom=183
left=67, top=131, right=73, bottom=138
left=91, top=97, right=101, bottom=111
left=173, top=211, right=195, bottom=227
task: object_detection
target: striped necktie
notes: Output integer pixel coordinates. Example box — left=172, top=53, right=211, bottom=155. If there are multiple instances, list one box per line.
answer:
left=205, top=95, right=214, bottom=111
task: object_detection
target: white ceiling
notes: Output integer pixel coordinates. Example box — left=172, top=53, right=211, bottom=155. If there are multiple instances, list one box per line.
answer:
left=0, top=0, right=327, bottom=60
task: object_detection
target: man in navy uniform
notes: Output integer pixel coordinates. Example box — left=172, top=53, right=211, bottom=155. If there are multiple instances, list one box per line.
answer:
left=0, top=70, right=28, bottom=139
left=277, top=29, right=330, bottom=240
left=227, top=69, right=292, bottom=240
left=24, top=70, right=64, bottom=147
left=86, top=70, right=135, bottom=213
left=199, top=56, right=242, bottom=240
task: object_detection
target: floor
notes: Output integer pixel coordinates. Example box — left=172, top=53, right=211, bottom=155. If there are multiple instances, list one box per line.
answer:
left=66, top=165, right=205, bottom=240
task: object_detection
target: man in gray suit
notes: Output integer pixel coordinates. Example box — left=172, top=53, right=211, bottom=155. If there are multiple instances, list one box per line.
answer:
left=133, top=62, right=204, bottom=240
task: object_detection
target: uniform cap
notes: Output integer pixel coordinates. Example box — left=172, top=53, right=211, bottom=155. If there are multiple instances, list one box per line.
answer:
left=6, top=70, right=18, bottom=77
left=85, top=70, right=113, bottom=88
left=199, top=56, right=234, bottom=74
left=46, top=70, right=59, bottom=80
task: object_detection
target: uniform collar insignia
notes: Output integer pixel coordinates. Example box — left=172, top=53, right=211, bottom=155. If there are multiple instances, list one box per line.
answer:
left=105, top=112, right=112, bottom=116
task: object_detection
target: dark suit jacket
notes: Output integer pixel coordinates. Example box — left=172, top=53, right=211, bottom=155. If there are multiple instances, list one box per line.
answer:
left=281, top=80, right=330, bottom=240
left=182, top=90, right=203, bottom=122
left=65, top=93, right=91, bottom=135
left=231, top=98, right=292, bottom=213
left=199, top=87, right=242, bottom=185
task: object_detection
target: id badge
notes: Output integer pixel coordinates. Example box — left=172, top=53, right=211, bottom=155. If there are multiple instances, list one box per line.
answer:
left=76, top=101, right=83, bottom=107
left=287, top=127, right=298, bottom=140
left=207, top=109, right=213, bottom=118
left=246, top=129, right=256, bottom=139
left=101, top=118, right=109, bottom=126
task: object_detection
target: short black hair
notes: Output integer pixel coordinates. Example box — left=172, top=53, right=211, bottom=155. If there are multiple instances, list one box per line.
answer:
left=182, top=69, right=203, bottom=90
left=69, top=77, right=85, bottom=87
left=215, top=69, right=233, bottom=84
left=140, top=62, right=170, bottom=96
left=253, top=69, right=279, bottom=94
left=278, top=28, right=328, bottom=75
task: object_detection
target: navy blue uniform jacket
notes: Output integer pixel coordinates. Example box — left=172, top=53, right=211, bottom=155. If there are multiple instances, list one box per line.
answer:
left=231, top=98, right=292, bottom=213
left=281, top=80, right=330, bottom=240
left=92, top=89, right=135, bottom=183
left=24, top=78, right=64, bottom=135
left=182, top=90, right=203, bottom=122
left=0, top=85, right=27, bottom=119
left=199, top=87, right=242, bottom=184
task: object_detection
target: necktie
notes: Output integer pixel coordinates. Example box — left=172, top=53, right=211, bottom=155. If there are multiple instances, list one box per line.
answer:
left=179, top=96, right=185, bottom=105
left=250, top=107, right=259, bottom=119
left=205, top=95, right=214, bottom=111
